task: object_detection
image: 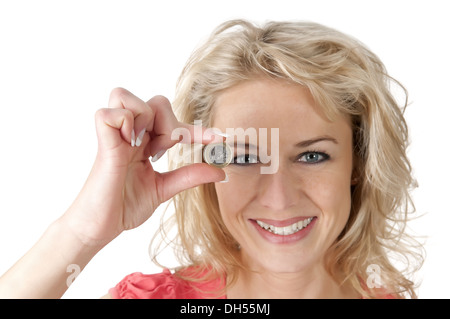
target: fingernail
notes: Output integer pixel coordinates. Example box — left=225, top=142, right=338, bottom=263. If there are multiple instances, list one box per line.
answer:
left=151, top=149, right=166, bottom=162
left=219, top=172, right=229, bottom=183
left=135, top=129, right=146, bottom=147
left=214, top=131, right=230, bottom=138
left=131, top=130, right=136, bottom=147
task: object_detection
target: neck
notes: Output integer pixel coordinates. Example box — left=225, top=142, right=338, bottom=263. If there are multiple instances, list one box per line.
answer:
left=227, top=264, right=358, bottom=299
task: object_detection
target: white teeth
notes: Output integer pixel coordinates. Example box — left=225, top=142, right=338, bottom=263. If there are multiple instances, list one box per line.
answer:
left=256, top=218, right=314, bottom=236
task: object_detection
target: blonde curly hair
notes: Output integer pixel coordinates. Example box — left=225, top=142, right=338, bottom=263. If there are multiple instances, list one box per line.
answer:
left=151, top=19, right=424, bottom=298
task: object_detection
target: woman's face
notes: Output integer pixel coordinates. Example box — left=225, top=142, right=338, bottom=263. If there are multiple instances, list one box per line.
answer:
left=213, top=79, right=354, bottom=273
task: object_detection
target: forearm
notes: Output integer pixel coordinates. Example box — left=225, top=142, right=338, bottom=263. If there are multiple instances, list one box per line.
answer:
left=0, top=218, right=102, bottom=298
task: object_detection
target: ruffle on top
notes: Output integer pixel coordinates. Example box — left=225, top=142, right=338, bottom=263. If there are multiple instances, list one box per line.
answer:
left=109, top=268, right=226, bottom=299
left=110, top=268, right=397, bottom=299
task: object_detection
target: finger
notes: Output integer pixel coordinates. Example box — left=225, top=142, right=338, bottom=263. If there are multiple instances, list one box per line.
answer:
left=143, top=95, right=179, bottom=156
left=108, top=88, right=155, bottom=142
left=157, top=163, right=226, bottom=203
left=145, top=123, right=227, bottom=162
left=146, top=95, right=179, bottom=136
left=95, top=108, right=134, bottom=151
left=144, top=95, right=227, bottom=158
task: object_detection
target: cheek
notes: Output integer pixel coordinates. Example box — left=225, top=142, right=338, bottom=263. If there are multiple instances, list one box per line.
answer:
left=306, top=171, right=352, bottom=231
left=214, top=172, right=257, bottom=222
left=215, top=180, right=246, bottom=212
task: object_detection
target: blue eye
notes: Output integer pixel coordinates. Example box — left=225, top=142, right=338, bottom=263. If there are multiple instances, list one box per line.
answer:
left=298, top=152, right=329, bottom=164
left=233, top=154, right=259, bottom=165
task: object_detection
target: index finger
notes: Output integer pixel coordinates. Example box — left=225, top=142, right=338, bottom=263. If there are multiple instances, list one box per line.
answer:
left=144, top=96, right=227, bottom=157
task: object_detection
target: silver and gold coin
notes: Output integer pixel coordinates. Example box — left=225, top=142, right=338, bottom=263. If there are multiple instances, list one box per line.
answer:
left=203, top=143, right=233, bottom=168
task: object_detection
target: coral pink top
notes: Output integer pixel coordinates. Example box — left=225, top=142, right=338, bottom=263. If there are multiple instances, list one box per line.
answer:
left=109, top=268, right=396, bottom=299
left=109, top=268, right=226, bottom=299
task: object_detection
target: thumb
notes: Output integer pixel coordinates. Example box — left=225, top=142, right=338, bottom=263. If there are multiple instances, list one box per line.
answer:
left=158, top=163, right=226, bottom=203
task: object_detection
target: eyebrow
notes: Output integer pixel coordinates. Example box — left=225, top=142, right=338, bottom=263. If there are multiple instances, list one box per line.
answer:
left=233, top=142, right=258, bottom=150
left=231, top=136, right=338, bottom=151
left=295, top=136, right=338, bottom=148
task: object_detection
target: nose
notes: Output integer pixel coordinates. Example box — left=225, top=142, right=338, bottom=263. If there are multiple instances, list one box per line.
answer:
left=257, top=166, right=299, bottom=212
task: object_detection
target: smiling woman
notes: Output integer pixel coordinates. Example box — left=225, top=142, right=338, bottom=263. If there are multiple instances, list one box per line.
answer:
left=159, top=20, right=424, bottom=298
left=211, top=80, right=355, bottom=296
left=0, top=19, right=424, bottom=299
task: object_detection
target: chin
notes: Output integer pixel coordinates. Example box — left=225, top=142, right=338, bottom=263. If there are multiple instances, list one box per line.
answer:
left=244, top=249, right=321, bottom=274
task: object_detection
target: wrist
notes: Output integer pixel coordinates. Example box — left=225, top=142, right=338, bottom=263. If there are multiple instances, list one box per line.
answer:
left=50, top=217, right=105, bottom=263
left=0, top=218, right=104, bottom=298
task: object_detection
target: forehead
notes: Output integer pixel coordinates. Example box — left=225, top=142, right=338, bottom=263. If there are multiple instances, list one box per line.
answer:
left=212, top=79, right=351, bottom=138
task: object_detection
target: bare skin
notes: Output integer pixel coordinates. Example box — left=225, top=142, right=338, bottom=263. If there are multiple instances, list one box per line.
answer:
left=0, top=80, right=359, bottom=298
left=0, top=88, right=225, bottom=298
left=213, top=79, right=359, bottom=298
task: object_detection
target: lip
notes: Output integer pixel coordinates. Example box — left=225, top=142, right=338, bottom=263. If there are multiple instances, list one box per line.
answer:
left=253, top=216, right=316, bottom=227
left=249, top=217, right=317, bottom=244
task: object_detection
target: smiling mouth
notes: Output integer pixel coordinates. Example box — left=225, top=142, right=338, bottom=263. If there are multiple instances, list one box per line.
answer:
left=255, top=217, right=314, bottom=236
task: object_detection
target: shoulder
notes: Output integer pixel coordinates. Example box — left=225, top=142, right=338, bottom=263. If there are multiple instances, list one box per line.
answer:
left=109, top=268, right=226, bottom=299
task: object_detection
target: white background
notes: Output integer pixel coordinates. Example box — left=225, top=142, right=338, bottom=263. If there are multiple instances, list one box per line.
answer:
left=0, top=0, right=448, bottom=298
